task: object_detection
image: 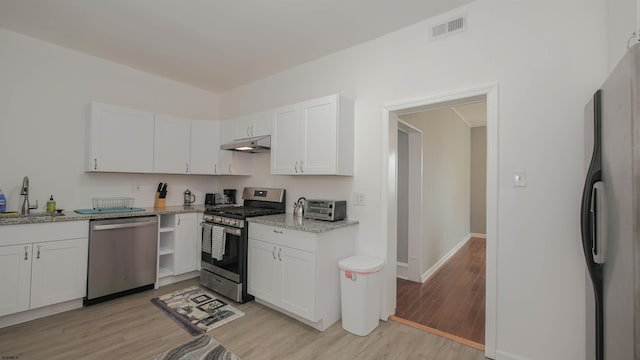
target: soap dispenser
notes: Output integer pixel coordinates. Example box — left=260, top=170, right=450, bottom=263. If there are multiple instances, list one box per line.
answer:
left=47, top=195, right=56, bottom=213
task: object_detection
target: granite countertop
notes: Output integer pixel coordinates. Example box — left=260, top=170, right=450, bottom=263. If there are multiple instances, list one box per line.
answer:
left=0, top=204, right=207, bottom=226
left=247, top=213, right=358, bottom=233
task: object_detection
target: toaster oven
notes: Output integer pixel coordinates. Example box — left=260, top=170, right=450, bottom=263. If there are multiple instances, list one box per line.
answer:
left=304, top=200, right=347, bottom=221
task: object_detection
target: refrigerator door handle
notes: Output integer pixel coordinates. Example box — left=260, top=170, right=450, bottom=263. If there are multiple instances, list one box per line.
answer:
left=590, top=181, right=607, bottom=264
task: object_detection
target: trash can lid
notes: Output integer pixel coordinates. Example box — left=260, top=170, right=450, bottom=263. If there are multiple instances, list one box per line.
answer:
left=339, top=255, right=385, bottom=273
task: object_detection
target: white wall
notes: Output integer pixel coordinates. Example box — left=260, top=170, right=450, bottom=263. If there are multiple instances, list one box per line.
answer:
left=217, top=0, right=608, bottom=358
left=606, top=0, right=639, bottom=69
left=0, top=29, right=221, bottom=210
left=401, top=109, right=471, bottom=274
left=471, top=126, right=487, bottom=234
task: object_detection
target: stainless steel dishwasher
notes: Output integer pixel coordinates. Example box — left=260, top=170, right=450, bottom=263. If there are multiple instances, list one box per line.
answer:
left=85, top=216, right=158, bottom=305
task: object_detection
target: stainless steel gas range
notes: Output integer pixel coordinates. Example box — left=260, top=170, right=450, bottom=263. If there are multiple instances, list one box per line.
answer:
left=200, top=187, right=286, bottom=303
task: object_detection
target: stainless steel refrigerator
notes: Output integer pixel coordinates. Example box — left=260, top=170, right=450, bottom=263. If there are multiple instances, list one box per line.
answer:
left=582, top=43, right=640, bottom=360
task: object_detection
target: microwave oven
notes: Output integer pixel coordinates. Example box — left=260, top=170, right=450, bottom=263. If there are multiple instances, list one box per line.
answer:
left=304, top=200, right=347, bottom=221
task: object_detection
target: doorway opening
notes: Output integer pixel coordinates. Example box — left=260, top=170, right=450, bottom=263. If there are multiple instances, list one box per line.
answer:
left=381, top=84, right=498, bottom=359
left=393, top=99, right=487, bottom=350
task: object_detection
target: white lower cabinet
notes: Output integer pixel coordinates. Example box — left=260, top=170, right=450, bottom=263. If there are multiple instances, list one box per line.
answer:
left=247, top=222, right=355, bottom=331
left=174, top=213, right=198, bottom=275
left=0, top=222, right=88, bottom=318
left=157, top=213, right=200, bottom=287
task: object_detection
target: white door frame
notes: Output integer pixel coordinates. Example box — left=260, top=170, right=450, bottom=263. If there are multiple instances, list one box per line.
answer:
left=381, top=83, right=498, bottom=359
left=397, top=120, right=424, bottom=282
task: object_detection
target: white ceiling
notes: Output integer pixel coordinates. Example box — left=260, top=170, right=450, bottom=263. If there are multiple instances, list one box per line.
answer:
left=0, top=0, right=476, bottom=93
left=451, top=102, right=487, bottom=127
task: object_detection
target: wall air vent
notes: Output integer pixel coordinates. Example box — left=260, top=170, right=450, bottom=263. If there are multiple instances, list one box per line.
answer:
left=430, top=15, right=467, bottom=41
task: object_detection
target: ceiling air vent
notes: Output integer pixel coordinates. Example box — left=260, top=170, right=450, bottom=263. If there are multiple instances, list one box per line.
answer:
left=430, top=15, right=467, bottom=41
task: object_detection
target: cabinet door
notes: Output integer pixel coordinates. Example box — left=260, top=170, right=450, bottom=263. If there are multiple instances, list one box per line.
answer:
left=301, top=96, right=338, bottom=175
left=217, top=120, right=235, bottom=174
left=154, top=114, right=191, bottom=174
left=279, top=246, right=317, bottom=321
left=233, top=115, right=254, bottom=139
left=174, top=213, right=198, bottom=275
left=271, top=104, right=301, bottom=175
left=190, top=120, right=220, bottom=175
left=88, top=102, right=155, bottom=173
left=247, top=239, right=279, bottom=303
left=0, top=244, right=32, bottom=316
left=30, top=239, right=88, bottom=309
left=252, top=110, right=273, bottom=137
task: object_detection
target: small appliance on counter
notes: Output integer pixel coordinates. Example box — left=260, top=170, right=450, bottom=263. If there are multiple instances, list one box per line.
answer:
left=305, top=199, right=347, bottom=221
left=183, top=189, right=196, bottom=206
left=223, top=189, right=237, bottom=204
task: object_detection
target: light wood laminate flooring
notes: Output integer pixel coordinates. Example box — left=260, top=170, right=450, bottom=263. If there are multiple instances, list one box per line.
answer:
left=0, top=279, right=486, bottom=360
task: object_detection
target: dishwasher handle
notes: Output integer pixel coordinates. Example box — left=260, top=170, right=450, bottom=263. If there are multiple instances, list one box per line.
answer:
left=93, top=220, right=157, bottom=231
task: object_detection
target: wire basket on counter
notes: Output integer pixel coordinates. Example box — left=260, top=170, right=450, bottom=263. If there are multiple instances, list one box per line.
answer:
left=92, top=197, right=135, bottom=210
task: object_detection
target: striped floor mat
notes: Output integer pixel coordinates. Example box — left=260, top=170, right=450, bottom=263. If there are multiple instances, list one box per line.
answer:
left=151, top=335, right=239, bottom=360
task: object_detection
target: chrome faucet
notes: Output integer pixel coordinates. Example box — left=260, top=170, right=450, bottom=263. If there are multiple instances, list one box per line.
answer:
left=20, top=176, right=38, bottom=215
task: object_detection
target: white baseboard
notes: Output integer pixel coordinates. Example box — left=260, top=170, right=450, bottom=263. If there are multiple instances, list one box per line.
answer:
left=420, top=234, right=473, bottom=283
left=495, top=350, right=530, bottom=360
left=157, top=271, right=200, bottom=288
left=0, top=299, right=83, bottom=329
left=470, top=233, right=487, bottom=239
left=396, top=262, right=408, bottom=280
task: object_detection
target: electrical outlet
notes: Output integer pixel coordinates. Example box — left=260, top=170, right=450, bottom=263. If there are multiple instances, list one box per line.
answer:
left=353, top=192, right=366, bottom=206
left=131, top=185, right=142, bottom=193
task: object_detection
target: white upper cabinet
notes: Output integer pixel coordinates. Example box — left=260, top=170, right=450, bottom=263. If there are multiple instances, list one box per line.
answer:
left=233, top=111, right=273, bottom=139
left=190, top=120, right=220, bottom=175
left=218, top=119, right=253, bottom=175
left=271, top=104, right=302, bottom=174
left=87, top=102, right=155, bottom=173
left=271, top=95, right=354, bottom=175
left=153, top=114, right=191, bottom=174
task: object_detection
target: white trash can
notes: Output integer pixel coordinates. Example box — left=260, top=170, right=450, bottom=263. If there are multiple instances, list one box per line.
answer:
left=339, top=255, right=385, bottom=336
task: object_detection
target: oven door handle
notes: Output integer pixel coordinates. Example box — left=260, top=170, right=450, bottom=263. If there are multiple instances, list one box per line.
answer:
left=200, top=222, right=242, bottom=236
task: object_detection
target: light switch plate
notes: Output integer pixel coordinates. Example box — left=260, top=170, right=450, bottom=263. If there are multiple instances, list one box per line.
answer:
left=353, top=192, right=366, bottom=206
left=513, top=170, right=527, bottom=187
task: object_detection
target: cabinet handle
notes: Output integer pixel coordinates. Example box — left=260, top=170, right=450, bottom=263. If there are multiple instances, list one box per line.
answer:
left=178, top=217, right=181, bottom=226
left=294, top=161, right=299, bottom=173
left=214, top=164, right=217, bottom=174
left=300, top=161, right=304, bottom=174
left=278, top=247, right=282, bottom=262
left=94, top=158, right=98, bottom=170
left=228, top=164, right=232, bottom=174
left=272, top=246, right=276, bottom=260
left=24, top=245, right=28, bottom=260
left=186, top=163, right=189, bottom=173
left=273, top=229, right=283, bottom=234
left=37, top=245, right=41, bottom=259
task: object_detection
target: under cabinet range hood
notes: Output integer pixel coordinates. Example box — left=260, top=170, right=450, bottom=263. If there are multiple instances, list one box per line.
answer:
left=220, top=135, right=270, bottom=153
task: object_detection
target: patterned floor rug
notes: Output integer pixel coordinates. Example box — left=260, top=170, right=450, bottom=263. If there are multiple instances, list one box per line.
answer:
left=151, top=335, right=239, bottom=360
left=151, top=286, right=245, bottom=336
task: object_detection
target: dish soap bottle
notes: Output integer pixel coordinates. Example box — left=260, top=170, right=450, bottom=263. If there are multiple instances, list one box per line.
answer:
left=47, top=195, right=56, bottom=213
left=0, top=189, right=5, bottom=213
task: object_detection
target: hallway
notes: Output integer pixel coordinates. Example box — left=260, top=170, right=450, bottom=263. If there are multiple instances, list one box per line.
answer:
left=394, top=237, right=486, bottom=349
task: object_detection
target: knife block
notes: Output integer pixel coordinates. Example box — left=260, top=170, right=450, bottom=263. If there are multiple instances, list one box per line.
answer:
left=154, top=193, right=166, bottom=209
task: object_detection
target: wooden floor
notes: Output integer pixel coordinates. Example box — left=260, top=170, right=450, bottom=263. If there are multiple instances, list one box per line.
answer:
left=395, top=237, right=486, bottom=347
left=0, top=278, right=486, bottom=360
